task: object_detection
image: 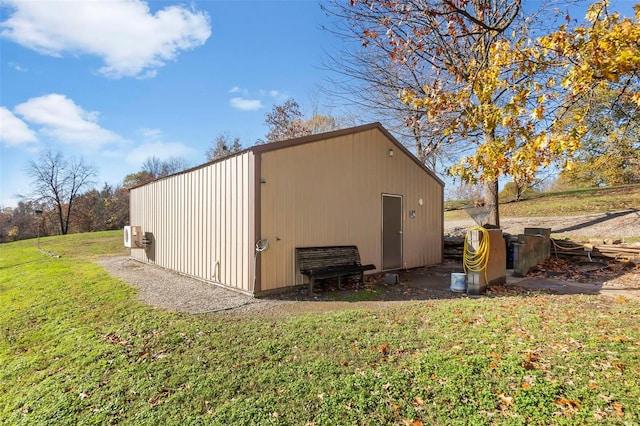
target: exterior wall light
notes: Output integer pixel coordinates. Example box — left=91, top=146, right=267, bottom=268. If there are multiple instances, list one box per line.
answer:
left=388, top=148, right=394, bottom=157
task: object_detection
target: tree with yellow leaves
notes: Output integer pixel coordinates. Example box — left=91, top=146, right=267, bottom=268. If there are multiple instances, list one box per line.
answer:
left=542, top=2, right=640, bottom=104
left=350, top=0, right=639, bottom=226
left=542, top=1, right=640, bottom=186
left=555, top=84, right=640, bottom=187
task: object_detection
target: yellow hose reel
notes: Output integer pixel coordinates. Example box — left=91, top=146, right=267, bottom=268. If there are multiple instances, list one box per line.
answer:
left=463, top=226, right=490, bottom=283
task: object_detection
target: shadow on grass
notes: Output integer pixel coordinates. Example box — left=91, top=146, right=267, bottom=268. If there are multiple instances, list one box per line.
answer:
left=553, top=209, right=639, bottom=234
left=0, top=259, right=44, bottom=270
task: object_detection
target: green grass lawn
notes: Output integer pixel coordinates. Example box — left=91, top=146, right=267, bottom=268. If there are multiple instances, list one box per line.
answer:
left=445, top=183, right=640, bottom=220
left=2, top=231, right=640, bottom=425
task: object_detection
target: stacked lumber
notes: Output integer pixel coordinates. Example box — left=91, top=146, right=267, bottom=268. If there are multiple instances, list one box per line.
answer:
left=551, top=239, right=640, bottom=262
left=596, top=244, right=640, bottom=261
left=444, top=236, right=464, bottom=259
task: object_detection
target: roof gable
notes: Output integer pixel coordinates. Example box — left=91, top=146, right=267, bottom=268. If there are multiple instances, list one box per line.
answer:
left=130, top=122, right=444, bottom=190
left=252, top=122, right=444, bottom=187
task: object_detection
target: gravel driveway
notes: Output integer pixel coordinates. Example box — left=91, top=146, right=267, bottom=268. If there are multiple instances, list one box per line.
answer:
left=445, top=209, right=640, bottom=239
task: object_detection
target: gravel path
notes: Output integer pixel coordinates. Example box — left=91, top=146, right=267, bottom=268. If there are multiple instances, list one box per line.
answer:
left=96, top=257, right=300, bottom=316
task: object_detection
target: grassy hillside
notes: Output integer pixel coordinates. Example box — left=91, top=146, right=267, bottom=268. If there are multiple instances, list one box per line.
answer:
left=2, top=232, right=640, bottom=424
left=445, top=183, right=640, bottom=221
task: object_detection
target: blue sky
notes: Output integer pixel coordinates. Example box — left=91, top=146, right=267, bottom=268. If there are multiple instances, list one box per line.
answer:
left=1, top=0, right=347, bottom=207
left=1, top=0, right=637, bottom=208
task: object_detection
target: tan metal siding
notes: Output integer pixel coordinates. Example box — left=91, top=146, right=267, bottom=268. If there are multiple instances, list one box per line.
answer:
left=259, top=128, right=443, bottom=291
left=129, top=152, right=255, bottom=293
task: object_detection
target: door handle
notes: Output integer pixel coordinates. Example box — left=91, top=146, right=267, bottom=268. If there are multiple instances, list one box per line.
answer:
left=398, top=231, right=403, bottom=234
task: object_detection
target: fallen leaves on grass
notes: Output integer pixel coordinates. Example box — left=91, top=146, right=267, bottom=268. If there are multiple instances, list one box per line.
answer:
left=522, top=351, right=542, bottom=370
left=148, top=389, right=173, bottom=406
left=554, top=397, right=582, bottom=418
left=489, top=351, right=502, bottom=369
left=104, top=333, right=129, bottom=346
left=485, top=285, right=532, bottom=296
left=611, top=361, right=626, bottom=371
left=594, top=400, right=626, bottom=419
left=555, top=397, right=581, bottom=409
left=612, top=402, right=625, bottom=417
left=377, top=343, right=390, bottom=355
left=498, top=393, right=515, bottom=406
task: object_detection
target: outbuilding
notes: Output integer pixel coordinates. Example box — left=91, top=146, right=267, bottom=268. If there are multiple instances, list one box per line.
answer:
left=127, top=122, right=444, bottom=294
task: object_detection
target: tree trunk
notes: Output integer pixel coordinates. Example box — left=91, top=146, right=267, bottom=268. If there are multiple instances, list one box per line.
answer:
left=63, top=200, right=72, bottom=235
left=55, top=203, right=65, bottom=235
left=484, top=178, right=500, bottom=228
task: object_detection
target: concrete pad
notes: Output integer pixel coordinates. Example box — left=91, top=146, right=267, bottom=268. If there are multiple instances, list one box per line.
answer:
left=396, top=262, right=640, bottom=301
left=507, top=277, right=601, bottom=295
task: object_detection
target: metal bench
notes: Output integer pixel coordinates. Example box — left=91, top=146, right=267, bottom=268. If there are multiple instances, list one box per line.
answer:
left=296, top=246, right=376, bottom=295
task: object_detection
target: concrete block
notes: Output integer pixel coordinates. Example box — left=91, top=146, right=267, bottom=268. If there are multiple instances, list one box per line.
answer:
left=384, top=273, right=399, bottom=285
left=524, top=228, right=551, bottom=258
left=513, top=228, right=551, bottom=277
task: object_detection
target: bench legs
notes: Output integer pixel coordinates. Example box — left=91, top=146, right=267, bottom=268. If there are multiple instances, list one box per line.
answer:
left=308, top=275, right=341, bottom=296
left=308, top=273, right=367, bottom=296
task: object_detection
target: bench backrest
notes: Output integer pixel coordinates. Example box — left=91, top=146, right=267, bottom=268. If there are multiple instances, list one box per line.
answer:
left=296, top=246, right=362, bottom=271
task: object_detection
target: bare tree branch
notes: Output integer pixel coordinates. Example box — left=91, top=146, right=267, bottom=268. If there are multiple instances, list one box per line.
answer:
left=27, top=150, right=97, bottom=235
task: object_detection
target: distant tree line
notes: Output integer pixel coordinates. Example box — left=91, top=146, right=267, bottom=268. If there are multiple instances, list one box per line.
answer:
left=0, top=151, right=191, bottom=243
left=0, top=185, right=129, bottom=243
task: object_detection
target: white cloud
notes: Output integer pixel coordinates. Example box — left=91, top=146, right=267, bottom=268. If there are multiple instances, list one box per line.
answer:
left=138, top=127, right=163, bottom=141
left=230, top=97, right=263, bottom=111
left=9, top=62, right=27, bottom=72
left=14, top=94, right=122, bottom=148
left=0, top=0, right=211, bottom=78
left=270, top=90, right=290, bottom=102
left=228, top=86, right=248, bottom=95
left=228, top=88, right=290, bottom=111
left=127, top=141, right=193, bottom=165
left=0, top=107, right=38, bottom=146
